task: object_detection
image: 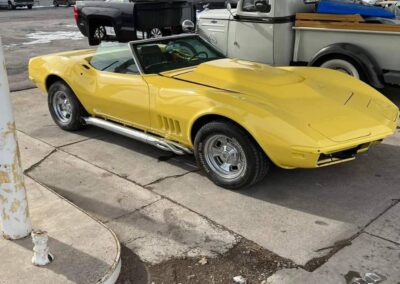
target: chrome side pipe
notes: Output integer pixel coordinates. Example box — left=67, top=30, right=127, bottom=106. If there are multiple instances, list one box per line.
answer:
left=83, top=117, right=192, bottom=155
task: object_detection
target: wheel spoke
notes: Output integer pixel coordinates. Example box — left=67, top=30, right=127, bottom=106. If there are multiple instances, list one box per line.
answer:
left=220, top=163, right=231, bottom=172
left=211, top=146, right=224, bottom=157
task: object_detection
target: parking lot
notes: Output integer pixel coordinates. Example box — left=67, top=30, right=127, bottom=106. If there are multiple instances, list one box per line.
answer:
left=1, top=5, right=400, bottom=284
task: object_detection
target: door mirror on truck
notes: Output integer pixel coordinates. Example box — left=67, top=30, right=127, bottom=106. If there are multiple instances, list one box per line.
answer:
left=254, top=0, right=271, bottom=13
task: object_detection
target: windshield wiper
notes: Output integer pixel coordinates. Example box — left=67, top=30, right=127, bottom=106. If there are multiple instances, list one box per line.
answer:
left=101, top=60, right=119, bottom=71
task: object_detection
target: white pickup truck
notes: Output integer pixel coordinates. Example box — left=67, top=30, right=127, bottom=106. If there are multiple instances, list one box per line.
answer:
left=197, top=0, right=400, bottom=88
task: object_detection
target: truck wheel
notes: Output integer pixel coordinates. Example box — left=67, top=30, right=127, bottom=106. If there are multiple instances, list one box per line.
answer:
left=27, top=4, right=32, bottom=8
left=93, top=26, right=107, bottom=44
left=319, top=58, right=363, bottom=80
left=48, top=81, right=86, bottom=131
left=194, top=120, right=269, bottom=189
left=8, top=2, right=16, bottom=9
left=53, top=0, right=58, bottom=6
left=148, top=28, right=163, bottom=38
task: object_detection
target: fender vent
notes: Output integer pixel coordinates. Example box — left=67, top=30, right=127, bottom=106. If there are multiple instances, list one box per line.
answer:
left=158, top=115, right=182, bottom=135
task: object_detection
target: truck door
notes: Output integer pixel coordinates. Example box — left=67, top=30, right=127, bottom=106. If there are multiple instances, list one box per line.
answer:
left=227, top=0, right=274, bottom=64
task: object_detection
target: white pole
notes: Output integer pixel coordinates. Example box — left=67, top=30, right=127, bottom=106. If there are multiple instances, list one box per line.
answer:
left=0, top=37, right=32, bottom=240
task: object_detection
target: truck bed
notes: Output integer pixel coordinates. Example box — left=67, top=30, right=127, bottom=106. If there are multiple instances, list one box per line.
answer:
left=293, top=13, right=400, bottom=73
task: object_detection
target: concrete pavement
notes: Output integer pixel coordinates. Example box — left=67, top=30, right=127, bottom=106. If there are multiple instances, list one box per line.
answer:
left=11, top=87, right=400, bottom=282
left=0, top=166, right=121, bottom=284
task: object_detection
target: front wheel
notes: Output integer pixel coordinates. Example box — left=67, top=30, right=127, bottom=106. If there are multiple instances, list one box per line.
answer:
left=27, top=4, right=32, bottom=8
left=53, top=0, right=59, bottom=6
left=194, top=120, right=269, bottom=189
left=8, top=3, right=16, bottom=9
left=48, top=81, right=86, bottom=131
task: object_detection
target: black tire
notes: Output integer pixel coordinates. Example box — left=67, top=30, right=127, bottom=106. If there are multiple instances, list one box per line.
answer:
left=48, top=81, right=86, bottom=131
left=53, top=0, right=58, bottom=6
left=194, top=120, right=269, bottom=189
left=27, top=4, right=32, bottom=9
left=8, top=3, right=16, bottom=9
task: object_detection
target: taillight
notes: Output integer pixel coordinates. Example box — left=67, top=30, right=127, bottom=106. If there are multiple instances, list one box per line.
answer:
left=73, top=5, right=78, bottom=22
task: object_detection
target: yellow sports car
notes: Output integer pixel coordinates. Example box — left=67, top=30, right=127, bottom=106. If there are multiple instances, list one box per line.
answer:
left=29, top=34, right=398, bottom=189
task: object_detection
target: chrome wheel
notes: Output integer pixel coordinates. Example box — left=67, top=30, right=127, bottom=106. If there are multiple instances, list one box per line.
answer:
left=320, top=59, right=360, bottom=79
left=52, top=91, right=72, bottom=123
left=204, top=134, right=247, bottom=180
left=94, top=26, right=106, bottom=41
left=150, top=28, right=163, bottom=38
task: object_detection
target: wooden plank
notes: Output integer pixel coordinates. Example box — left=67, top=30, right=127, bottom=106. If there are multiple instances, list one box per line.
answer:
left=295, top=20, right=400, bottom=32
left=296, top=13, right=365, bottom=22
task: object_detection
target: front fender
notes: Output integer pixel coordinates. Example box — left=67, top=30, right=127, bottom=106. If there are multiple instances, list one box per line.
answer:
left=187, top=98, right=321, bottom=169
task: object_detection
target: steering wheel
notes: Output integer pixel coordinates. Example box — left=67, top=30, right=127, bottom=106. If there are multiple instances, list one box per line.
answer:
left=189, top=51, right=209, bottom=61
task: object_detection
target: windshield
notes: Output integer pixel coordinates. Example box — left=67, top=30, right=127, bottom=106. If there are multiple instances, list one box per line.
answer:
left=131, top=35, right=225, bottom=74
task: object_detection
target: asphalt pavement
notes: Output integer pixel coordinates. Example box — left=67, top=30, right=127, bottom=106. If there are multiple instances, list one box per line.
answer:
left=0, top=6, right=88, bottom=91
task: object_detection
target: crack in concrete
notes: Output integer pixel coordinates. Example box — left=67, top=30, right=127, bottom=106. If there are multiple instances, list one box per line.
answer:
left=143, top=170, right=200, bottom=188
left=58, top=136, right=104, bottom=148
left=23, top=148, right=57, bottom=175
left=302, top=198, right=400, bottom=272
left=364, top=232, right=400, bottom=246
left=102, top=198, right=162, bottom=225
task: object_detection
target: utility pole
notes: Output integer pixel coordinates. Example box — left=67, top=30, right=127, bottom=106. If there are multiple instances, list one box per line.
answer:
left=0, top=37, right=32, bottom=239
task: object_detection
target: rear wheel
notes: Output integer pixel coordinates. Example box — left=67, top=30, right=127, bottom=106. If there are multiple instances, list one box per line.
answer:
left=89, top=25, right=107, bottom=45
left=194, top=120, right=269, bottom=189
left=48, top=81, right=86, bottom=131
left=8, top=2, right=16, bottom=9
left=53, top=0, right=59, bottom=6
left=27, top=4, right=32, bottom=9
left=148, top=27, right=163, bottom=38
left=317, top=57, right=364, bottom=80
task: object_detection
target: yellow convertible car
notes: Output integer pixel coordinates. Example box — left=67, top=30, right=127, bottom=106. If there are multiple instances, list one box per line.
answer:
left=29, top=34, right=398, bottom=189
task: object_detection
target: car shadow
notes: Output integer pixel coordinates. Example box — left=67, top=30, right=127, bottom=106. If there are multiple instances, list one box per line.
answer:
left=237, top=142, right=400, bottom=225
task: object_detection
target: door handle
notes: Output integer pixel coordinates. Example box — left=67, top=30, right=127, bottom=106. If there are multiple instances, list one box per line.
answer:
left=211, top=20, right=218, bottom=24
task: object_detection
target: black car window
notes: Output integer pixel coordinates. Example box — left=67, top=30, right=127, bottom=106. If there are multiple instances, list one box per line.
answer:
left=132, top=36, right=225, bottom=74
left=90, top=42, right=139, bottom=74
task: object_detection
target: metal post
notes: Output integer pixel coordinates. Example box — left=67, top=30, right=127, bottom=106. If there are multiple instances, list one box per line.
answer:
left=0, top=37, right=32, bottom=240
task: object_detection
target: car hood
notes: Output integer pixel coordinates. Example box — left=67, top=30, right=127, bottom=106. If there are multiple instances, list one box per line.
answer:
left=166, top=59, right=398, bottom=142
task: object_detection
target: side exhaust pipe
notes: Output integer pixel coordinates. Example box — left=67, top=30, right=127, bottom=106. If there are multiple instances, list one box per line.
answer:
left=83, top=117, right=192, bottom=155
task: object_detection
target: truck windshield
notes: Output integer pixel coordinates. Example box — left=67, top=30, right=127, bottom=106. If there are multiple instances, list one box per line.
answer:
left=131, top=35, right=225, bottom=74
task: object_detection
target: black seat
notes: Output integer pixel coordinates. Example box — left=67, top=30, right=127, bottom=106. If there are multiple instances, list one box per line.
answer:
left=139, top=45, right=167, bottom=70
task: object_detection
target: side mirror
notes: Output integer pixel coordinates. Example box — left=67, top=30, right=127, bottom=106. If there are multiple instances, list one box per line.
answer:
left=227, top=2, right=232, bottom=11
left=254, top=0, right=271, bottom=13
left=182, top=20, right=195, bottom=33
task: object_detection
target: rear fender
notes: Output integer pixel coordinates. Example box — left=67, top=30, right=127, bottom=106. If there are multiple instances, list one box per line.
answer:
left=309, top=43, right=384, bottom=89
